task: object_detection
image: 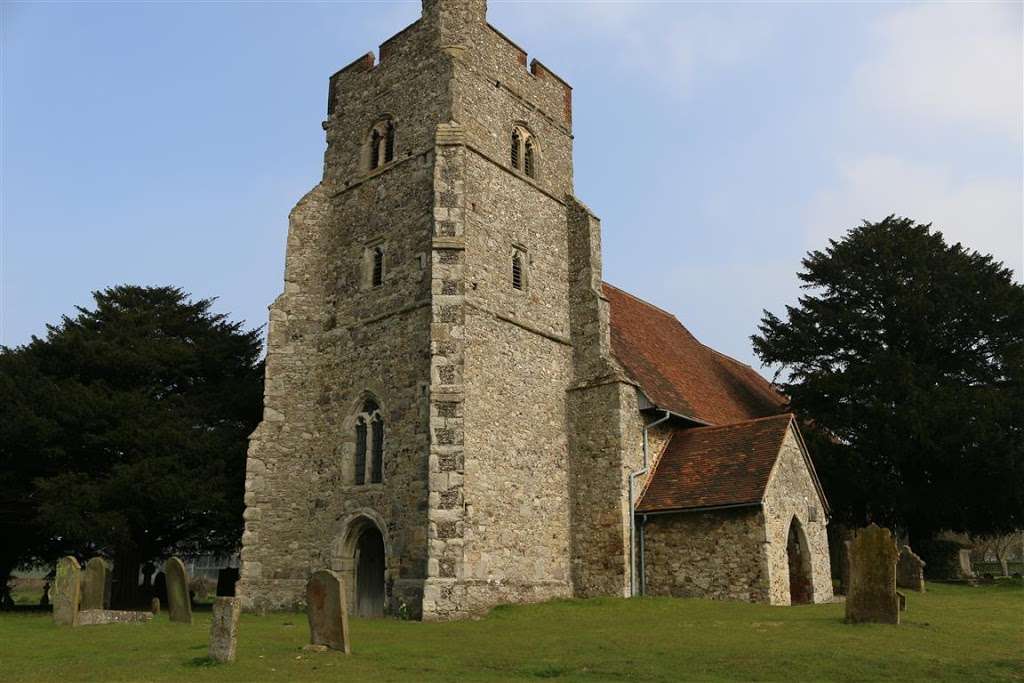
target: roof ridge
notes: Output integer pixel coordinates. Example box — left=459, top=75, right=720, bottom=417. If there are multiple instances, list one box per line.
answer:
left=602, top=281, right=681, bottom=323
left=688, top=413, right=793, bottom=431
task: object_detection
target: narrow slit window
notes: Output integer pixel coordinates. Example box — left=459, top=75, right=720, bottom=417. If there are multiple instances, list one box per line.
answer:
left=372, top=247, right=384, bottom=287
left=354, top=418, right=367, bottom=485
left=512, top=251, right=524, bottom=290
left=524, top=140, right=535, bottom=178
left=370, top=416, right=384, bottom=484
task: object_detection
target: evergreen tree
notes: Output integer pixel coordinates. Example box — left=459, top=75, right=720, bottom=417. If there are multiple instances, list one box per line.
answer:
left=0, top=286, right=262, bottom=607
left=753, top=217, right=1024, bottom=542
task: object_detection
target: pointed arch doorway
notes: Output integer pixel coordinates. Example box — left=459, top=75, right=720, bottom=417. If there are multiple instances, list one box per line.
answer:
left=354, top=525, right=385, bottom=618
left=786, top=517, right=813, bottom=604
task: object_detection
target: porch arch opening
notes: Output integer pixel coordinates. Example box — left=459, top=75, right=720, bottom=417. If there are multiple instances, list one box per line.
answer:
left=786, top=516, right=813, bottom=604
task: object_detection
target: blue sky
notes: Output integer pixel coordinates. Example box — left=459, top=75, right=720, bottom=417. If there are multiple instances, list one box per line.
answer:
left=3, top=1, right=1021, bottom=372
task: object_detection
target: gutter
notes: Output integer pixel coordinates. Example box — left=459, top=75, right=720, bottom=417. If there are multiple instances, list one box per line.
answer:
left=628, top=409, right=671, bottom=597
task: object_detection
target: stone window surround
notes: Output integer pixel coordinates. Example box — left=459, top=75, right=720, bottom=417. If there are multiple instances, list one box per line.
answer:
left=364, top=116, right=398, bottom=173
left=363, top=239, right=388, bottom=290
left=511, top=244, right=529, bottom=292
left=509, top=123, right=539, bottom=180
left=353, top=398, right=385, bottom=486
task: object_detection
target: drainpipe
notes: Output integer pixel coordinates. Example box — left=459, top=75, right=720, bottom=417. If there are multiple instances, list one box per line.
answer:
left=629, top=409, right=670, bottom=597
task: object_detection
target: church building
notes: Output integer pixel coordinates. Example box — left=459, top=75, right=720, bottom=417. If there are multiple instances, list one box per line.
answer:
left=238, top=0, right=833, bottom=620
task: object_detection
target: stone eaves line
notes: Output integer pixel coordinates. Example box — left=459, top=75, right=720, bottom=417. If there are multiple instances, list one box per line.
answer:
left=465, top=302, right=571, bottom=347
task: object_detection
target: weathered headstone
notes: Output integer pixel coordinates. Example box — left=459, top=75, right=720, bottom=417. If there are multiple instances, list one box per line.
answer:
left=306, top=570, right=350, bottom=654
left=151, top=597, right=161, bottom=615
left=164, top=557, right=193, bottom=624
left=958, top=549, right=976, bottom=579
left=896, top=545, right=926, bottom=592
left=208, top=597, right=242, bottom=663
left=216, top=567, right=240, bottom=597
left=81, top=557, right=111, bottom=610
left=896, top=591, right=906, bottom=612
left=845, top=524, right=900, bottom=625
left=52, top=556, right=82, bottom=626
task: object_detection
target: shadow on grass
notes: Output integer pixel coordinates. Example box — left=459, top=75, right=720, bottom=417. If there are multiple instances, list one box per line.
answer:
left=186, top=656, right=220, bottom=668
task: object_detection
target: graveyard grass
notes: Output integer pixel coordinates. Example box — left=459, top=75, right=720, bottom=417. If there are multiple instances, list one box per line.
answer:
left=2, top=582, right=1021, bottom=682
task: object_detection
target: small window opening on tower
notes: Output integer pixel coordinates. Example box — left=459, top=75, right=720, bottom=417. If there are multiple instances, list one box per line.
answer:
left=370, top=129, right=382, bottom=170
left=512, top=249, right=526, bottom=291
left=368, top=119, right=395, bottom=171
left=370, top=415, right=384, bottom=484
left=372, top=247, right=385, bottom=288
left=354, top=417, right=368, bottom=486
left=524, top=140, right=535, bottom=178
left=511, top=130, right=521, bottom=169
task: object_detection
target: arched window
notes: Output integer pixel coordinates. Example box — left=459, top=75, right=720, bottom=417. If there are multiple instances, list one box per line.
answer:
left=510, top=126, right=537, bottom=179
left=372, top=247, right=385, bottom=288
left=354, top=398, right=384, bottom=486
left=367, top=119, right=396, bottom=171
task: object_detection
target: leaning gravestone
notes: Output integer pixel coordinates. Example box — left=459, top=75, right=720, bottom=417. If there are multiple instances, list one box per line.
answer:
left=164, top=557, right=193, bottom=624
left=896, top=545, right=926, bottom=592
left=845, top=524, right=900, bottom=625
left=209, top=597, right=242, bottom=663
left=53, top=556, right=82, bottom=626
left=81, top=557, right=111, bottom=610
left=306, top=570, right=351, bottom=654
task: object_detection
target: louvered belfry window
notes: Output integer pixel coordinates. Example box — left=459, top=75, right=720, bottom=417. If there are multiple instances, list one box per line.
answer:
left=372, top=247, right=384, bottom=287
left=511, top=129, right=521, bottom=169
left=512, top=251, right=524, bottom=290
left=524, top=139, right=535, bottom=178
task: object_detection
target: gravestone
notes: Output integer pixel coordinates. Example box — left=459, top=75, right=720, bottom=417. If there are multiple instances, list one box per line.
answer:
left=151, top=597, right=161, bottom=615
left=208, top=597, right=241, bottom=663
left=164, top=557, right=193, bottom=624
left=845, top=524, right=900, bottom=625
left=306, top=570, right=350, bottom=654
left=957, top=549, right=976, bottom=579
left=81, top=557, right=111, bottom=610
left=216, top=568, right=240, bottom=597
left=53, top=556, right=82, bottom=626
left=896, top=545, right=926, bottom=592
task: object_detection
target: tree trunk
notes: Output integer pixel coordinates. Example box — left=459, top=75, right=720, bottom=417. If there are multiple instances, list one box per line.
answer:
left=110, top=546, right=142, bottom=609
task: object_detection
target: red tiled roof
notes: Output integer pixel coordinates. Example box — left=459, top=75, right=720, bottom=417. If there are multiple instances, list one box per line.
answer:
left=637, top=414, right=794, bottom=513
left=603, top=283, right=786, bottom=425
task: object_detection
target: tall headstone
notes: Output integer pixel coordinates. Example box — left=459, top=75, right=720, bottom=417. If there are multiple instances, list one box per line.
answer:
left=52, top=556, right=82, bottom=626
left=306, top=570, right=350, bottom=654
left=164, top=557, right=193, bottom=624
left=896, top=545, right=926, bottom=592
left=957, top=549, right=976, bottom=579
left=845, top=524, right=900, bottom=625
left=81, top=557, right=111, bottom=610
left=208, top=597, right=241, bottom=663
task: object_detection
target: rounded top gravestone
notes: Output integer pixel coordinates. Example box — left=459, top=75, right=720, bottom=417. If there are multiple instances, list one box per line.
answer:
left=53, top=556, right=82, bottom=626
left=164, top=557, right=193, bottom=624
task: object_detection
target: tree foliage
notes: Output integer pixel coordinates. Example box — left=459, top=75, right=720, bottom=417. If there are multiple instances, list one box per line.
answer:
left=753, top=216, right=1024, bottom=541
left=0, top=286, right=262, bottom=606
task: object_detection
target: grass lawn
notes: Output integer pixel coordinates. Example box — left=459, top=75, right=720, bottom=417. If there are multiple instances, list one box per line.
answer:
left=1, top=582, right=1020, bottom=682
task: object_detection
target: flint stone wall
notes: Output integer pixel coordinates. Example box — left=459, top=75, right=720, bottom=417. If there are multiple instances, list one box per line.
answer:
left=643, top=508, right=769, bottom=601
left=762, top=428, right=833, bottom=605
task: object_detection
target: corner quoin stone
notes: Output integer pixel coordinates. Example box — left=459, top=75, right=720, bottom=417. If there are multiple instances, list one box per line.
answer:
left=209, top=597, right=242, bottom=663
left=845, top=524, right=899, bottom=625
left=164, top=557, right=193, bottom=624
left=306, top=570, right=351, bottom=654
left=53, top=556, right=82, bottom=626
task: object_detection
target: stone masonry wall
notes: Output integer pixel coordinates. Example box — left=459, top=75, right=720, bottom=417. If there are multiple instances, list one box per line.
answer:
left=240, top=9, right=453, bottom=616
left=762, top=426, right=833, bottom=605
left=642, top=508, right=770, bottom=602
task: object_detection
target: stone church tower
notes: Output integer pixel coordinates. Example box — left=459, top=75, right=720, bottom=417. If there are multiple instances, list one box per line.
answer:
left=239, top=0, right=834, bottom=620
